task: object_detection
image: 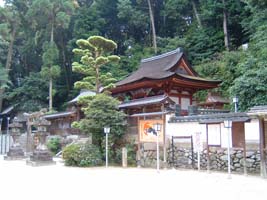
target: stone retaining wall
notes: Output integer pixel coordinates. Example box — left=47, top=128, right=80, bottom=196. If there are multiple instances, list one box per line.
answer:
left=167, top=147, right=266, bottom=173
left=139, top=146, right=267, bottom=174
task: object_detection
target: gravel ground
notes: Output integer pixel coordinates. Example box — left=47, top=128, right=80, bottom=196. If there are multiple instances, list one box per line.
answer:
left=0, top=156, right=266, bottom=200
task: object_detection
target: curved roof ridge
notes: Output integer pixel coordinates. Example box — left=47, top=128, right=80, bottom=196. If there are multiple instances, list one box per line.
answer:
left=141, top=48, right=182, bottom=63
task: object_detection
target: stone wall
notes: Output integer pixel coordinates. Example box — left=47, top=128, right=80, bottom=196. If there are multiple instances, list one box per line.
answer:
left=166, top=147, right=265, bottom=174
left=140, top=148, right=165, bottom=168
left=139, top=145, right=267, bottom=174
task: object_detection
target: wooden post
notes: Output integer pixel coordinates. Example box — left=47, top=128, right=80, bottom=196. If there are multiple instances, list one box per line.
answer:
left=26, top=118, right=32, bottom=154
left=137, top=117, right=141, bottom=168
left=243, top=122, right=247, bottom=176
left=191, top=135, right=195, bottom=169
left=163, top=114, right=167, bottom=168
left=206, top=124, right=210, bottom=173
left=259, top=116, right=267, bottom=178
left=122, top=147, right=127, bottom=168
left=172, top=136, right=174, bottom=168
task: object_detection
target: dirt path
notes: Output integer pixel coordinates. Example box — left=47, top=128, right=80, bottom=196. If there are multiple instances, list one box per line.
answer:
left=0, top=157, right=266, bottom=200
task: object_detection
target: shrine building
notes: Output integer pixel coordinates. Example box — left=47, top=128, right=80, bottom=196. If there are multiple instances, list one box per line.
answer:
left=111, top=48, right=221, bottom=138
left=111, top=48, right=266, bottom=176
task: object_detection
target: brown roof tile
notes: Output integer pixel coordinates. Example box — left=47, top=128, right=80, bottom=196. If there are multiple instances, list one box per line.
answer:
left=116, top=48, right=221, bottom=87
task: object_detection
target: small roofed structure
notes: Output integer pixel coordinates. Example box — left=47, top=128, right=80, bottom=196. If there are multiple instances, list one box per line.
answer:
left=198, top=92, right=229, bottom=109
left=68, top=89, right=96, bottom=105
left=43, top=90, right=96, bottom=135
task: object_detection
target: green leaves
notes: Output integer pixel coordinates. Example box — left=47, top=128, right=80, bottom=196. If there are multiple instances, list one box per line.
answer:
left=74, top=94, right=127, bottom=154
left=72, top=35, right=119, bottom=93
left=76, top=39, right=95, bottom=50
left=40, top=65, right=61, bottom=80
left=88, top=36, right=117, bottom=52
left=0, top=66, right=10, bottom=89
left=42, top=41, right=59, bottom=67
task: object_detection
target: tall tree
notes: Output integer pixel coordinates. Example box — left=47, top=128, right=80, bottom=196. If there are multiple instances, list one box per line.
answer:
left=191, top=0, right=202, bottom=28
left=26, top=0, right=74, bottom=111
left=230, top=0, right=267, bottom=110
left=0, top=4, right=20, bottom=110
left=72, top=36, right=120, bottom=93
left=222, top=0, right=230, bottom=51
left=147, top=0, right=157, bottom=53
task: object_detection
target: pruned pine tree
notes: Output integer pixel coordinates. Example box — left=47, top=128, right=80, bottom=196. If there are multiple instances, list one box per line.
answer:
left=72, top=36, right=120, bottom=93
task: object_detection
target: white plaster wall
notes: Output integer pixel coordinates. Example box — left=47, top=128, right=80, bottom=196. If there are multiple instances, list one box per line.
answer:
left=165, top=115, right=262, bottom=149
left=165, top=115, right=206, bottom=150
left=165, top=115, right=233, bottom=148
left=181, top=97, right=190, bottom=110
left=245, top=119, right=260, bottom=144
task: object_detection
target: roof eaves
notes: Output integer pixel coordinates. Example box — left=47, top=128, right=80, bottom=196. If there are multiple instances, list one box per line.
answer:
left=169, top=112, right=250, bottom=123
left=141, top=48, right=182, bottom=63
left=43, top=111, right=76, bottom=119
left=118, top=95, right=174, bottom=109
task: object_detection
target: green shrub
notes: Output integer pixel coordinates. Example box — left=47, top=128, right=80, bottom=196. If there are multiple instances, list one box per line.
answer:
left=125, top=143, right=137, bottom=166
left=111, top=143, right=137, bottom=167
left=62, top=144, right=81, bottom=166
left=62, top=143, right=103, bottom=167
left=47, top=137, right=61, bottom=155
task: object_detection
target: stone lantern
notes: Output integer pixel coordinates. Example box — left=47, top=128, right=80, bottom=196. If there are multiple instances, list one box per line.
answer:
left=4, top=117, right=25, bottom=160
left=27, top=117, right=56, bottom=166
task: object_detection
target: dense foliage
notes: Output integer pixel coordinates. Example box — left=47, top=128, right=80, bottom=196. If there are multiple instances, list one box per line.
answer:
left=46, top=137, right=62, bottom=155
left=62, top=143, right=103, bottom=167
left=72, top=35, right=119, bottom=93
left=72, top=93, right=127, bottom=156
left=0, top=0, right=267, bottom=112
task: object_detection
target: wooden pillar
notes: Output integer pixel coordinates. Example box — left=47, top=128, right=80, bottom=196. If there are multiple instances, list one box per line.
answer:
left=163, top=114, right=167, bottom=168
left=243, top=123, right=247, bottom=175
left=26, top=119, right=32, bottom=154
left=137, top=116, right=141, bottom=168
left=259, top=116, right=267, bottom=178
left=206, top=124, right=210, bottom=173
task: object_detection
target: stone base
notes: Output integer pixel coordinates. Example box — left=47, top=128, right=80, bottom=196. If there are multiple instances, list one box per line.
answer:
left=26, top=149, right=55, bottom=166
left=4, top=155, right=26, bottom=160
left=26, top=159, right=56, bottom=167
left=4, top=147, right=25, bottom=160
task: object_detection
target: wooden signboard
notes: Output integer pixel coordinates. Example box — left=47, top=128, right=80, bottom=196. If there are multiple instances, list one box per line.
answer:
left=139, top=120, right=164, bottom=143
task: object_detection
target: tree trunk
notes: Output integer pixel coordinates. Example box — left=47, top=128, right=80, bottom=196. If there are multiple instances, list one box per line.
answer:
left=60, top=35, right=70, bottom=93
left=49, top=77, right=53, bottom=111
left=192, top=0, right=203, bottom=29
left=50, top=23, right=54, bottom=43
left=222, top=0, right=230, bottom=51
left=0, top=26, right=17, bottom=111
left=147, top=0, right=157, bottom=54
left=96, top=66, right=100, bottom=93
left=49, top=23, right=54, bottom=111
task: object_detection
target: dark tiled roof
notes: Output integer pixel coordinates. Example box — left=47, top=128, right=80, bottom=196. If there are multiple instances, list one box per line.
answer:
left=43, top=111, right=76, bottom=120
left=0, top=106, right=14, bottom=115
left=68, top=90, right=96, bottom=104
left=131, top=111, right=170, bottom=117
left=248, top=106, right=267, bottom=115
left=116, top=48, right=221, bottom=86
left=119, top=95, right=175, bottom=109
left=169, top=112, right=250, bottom=124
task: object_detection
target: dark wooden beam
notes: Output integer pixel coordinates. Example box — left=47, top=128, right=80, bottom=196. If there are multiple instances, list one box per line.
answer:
left=259, top=116, right=267, bottom=178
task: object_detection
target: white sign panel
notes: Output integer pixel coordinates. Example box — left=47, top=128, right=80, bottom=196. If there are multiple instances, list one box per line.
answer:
left=208, top=124, right=221, bottom=146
